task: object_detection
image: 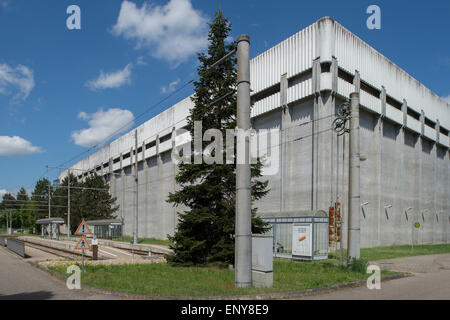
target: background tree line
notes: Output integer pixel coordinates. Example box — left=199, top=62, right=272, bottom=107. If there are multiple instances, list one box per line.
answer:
left=0, top=173, right=119, bottom=234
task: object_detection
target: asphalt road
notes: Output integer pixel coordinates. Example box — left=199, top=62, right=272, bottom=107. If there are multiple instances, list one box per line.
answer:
left=296, top=253, right=450, bottom=300
left=0, top=246, right=122, bottom=300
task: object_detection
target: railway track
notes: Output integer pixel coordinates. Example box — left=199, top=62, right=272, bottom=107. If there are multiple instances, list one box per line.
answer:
left=118, top=246, right=165, bottom=257
left=21, top=238, right=165, bottom=260
left=22, top=240, right=83, bottom=260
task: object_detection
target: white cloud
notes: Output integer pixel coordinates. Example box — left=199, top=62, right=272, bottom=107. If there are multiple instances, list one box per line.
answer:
left=161, top=78, right=180, bottom=94
left=71, top=108, right=135, bottom=148
left=0, top=63, right=35, bottom=101
left=0, top=136, right=43, bottom=156
left=443, top=95, right=450, bottom=104
left=112, top=0, right=208, bottom=64
left=136, top=56, right=147, bottom=66
left=85, top=64, right=132, bottom=91
left=0, top=189, right=7, bottom=200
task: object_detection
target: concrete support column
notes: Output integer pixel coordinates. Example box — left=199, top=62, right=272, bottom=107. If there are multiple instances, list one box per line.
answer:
left=156, top=134, right=162, bottom=238
left=171, top=127, right=177, bottom=235
left=347, top=92, right=361, bottom=261
left=109, top=157, right=114, bottom=197
left=417, top=110, right=425, bottom=244
left=353, top=70, right=360, bottom=94
left=280, top=73, right=289, bottom=213
left=311, top=58, right=321, bottom=210
left=142, top=141, right=147, bottom=238
left=447, top=149, right=450, bottom=244
left=235, top=34, right=252, bottom=288
left=431, top=130, right=438, bottom=244
left=120, top=153, right=124, bottom=221
left=375, top=114, right=383, bottom=247
left=396, top=99, right=408, bottom=245
left=330, top=57, right=338, bottom=206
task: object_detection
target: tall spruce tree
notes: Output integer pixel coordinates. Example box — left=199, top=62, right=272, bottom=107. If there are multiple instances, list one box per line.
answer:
left=52, top=173, right=118, bottom=234
left=167, top=11, right=269, bottom=265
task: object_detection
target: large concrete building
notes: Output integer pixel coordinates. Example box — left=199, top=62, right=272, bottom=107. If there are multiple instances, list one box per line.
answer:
left=60, top=17, right=450, bottom=248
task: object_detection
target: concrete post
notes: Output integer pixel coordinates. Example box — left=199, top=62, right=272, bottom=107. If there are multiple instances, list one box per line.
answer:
left=312, top=58, right=321, bottom=210
left=143, top=141, right=147, bottom=237
left=48, top=184, right=51, bottom=219
left=347, top=92, right=361, bottom=261
left=353, top=71, right=360, bottom=94
left=120, top=153, right=124, bottom=221
left=280, top=73, right=289, bottom=213
left=235, top=34, right=252, bottom=288
left=134, top=130, right=139, bottom=244
left=397, top=100, right=407, bottom=244
left=376, top=87, right=386, bottom=246
left=67, top=169, right=71, bottom=238
left=171, top=126, right=177, bottom=234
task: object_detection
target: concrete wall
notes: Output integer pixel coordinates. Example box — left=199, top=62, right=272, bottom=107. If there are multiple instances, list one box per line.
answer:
left=59, top=17, right=450, bottom=247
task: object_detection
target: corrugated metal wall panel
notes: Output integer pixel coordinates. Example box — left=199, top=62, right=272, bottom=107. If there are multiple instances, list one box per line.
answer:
left=251, top=92, right=280, bottom=118
left=250, top=24, right=315, bottom=94
left=334, top=22, right=449, bottom=130
left=287, top=79, right=313, bottom=105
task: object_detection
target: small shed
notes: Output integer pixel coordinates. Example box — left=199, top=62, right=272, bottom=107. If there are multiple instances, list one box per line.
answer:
left=261, top=210, right=329, bottom=261
left=85, top=219, right=123, bottom=239
left=36, top=218, right=65, bottom=240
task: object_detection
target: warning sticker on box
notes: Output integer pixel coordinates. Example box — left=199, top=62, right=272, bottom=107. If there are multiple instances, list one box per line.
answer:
left=292, top=223, right=312, bottom=257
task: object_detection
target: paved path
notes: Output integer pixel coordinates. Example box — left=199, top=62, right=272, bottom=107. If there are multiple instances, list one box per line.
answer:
left=0, top=246, right=123, bottom=300
left=295, top=254, right=450, bottom=300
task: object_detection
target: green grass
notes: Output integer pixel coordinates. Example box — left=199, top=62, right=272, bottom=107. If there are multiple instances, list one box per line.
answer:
left=48, top=243, right=450, bottom=297
left=329, top=244, right=450, bottom=262
left=49, top=259, right=387, bottom=297
left=114, top=236, right=171, bottom=247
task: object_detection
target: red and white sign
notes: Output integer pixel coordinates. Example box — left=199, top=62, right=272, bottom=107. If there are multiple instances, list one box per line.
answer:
left=75, top=235, right=91, bottom=250
left=74, top=220, right=93, bottom=236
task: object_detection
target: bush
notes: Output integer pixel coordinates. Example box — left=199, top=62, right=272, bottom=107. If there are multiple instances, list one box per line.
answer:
left=348, top=257, right=368, bottom=273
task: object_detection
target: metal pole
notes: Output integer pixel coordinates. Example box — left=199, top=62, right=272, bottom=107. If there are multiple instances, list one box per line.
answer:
left=235, top=34, right=252, bottom=288
left=67, top=169, right=71, bottom=238
left=347, top=92, right=361, bottom=262
left=134, top=130, right=139, bottom=244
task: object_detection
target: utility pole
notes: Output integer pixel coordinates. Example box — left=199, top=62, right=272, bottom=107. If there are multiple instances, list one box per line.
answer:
left=347, top=92, right=361, bottom=262
left=9, top=210, right=12, bottom=234
left=67, top=169, right=71, bottom=238
left=235, top=34, right=252, bottom=288
left=134, top=130, right=139, bottom=244
left=46, top=165, right=72, bottom=238
left=5, top=211, right=9, bottom=235
left=48, top=184, right=51, bottom=218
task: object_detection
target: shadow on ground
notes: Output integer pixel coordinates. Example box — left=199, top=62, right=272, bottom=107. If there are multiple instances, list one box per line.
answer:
left=0, top=291, right=54, bottom=300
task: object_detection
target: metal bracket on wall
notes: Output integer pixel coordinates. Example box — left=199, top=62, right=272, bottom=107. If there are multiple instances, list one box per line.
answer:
left=384, top=205, right=392, bottom=220
left=361, top=202, right=369, bottom=219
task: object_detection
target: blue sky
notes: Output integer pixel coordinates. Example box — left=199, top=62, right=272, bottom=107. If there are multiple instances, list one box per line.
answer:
left=0, top=0, right=449, bottom=198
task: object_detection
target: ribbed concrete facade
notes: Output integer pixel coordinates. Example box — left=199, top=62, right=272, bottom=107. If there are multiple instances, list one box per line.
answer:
left=60, top=17, right=450, bottom=248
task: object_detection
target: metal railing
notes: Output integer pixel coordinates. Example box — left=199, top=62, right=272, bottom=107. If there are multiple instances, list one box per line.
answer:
left=6, top=238, right=25, bottom=257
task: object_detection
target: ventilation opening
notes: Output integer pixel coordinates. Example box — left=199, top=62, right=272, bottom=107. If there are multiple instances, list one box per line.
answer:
left=425, top=117, right=435, bottom=128
left=146, top=140, right=156, bottom=149
left=386, top=95, right=402, bottom=110
left=407, top=108, right=420, bottom=120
